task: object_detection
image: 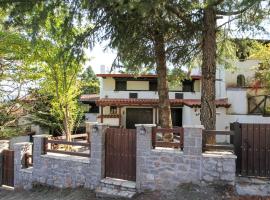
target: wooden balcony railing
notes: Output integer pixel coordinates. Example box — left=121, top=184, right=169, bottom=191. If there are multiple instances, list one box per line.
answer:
left=44, top=138, right=90, bottom=158
left=152, top=127, right=184, bottom=150
left=203, top=130, right=234, bottom=152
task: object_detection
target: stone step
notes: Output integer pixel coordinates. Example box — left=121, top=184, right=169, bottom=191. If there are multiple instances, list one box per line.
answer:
left=96, top=178, right=137, bottom=198
left=95, top=187, right=136, bottom=199
left=100, top=177, right=136, bottom=192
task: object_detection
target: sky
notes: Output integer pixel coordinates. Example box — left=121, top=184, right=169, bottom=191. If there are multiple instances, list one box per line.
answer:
left=87, top=42, right=117, bottom=74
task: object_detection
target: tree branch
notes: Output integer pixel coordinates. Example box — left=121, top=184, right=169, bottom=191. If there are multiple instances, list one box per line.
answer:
left=216, top=3, right=256, bottom=16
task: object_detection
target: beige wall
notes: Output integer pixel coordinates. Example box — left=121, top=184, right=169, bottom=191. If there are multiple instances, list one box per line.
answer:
left=225, top=60, right=259, bottom=87
left=127, top=81, right=149, bottom=90
left=103, top=78, right=115, bottom=91
left=194, top=80, right=200, bottom=92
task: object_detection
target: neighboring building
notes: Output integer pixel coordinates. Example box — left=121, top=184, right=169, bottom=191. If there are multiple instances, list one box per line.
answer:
left=81, top=59, right=270, bottom=139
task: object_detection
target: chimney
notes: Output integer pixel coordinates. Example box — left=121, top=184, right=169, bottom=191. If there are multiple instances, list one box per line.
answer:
left=100, top=65, right=106, bottom=73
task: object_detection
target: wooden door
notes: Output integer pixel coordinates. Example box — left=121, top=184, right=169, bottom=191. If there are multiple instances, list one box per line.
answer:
left=2, top=150, right=14, bottom=187
left=171, top=108, right=182, bottom=127
left=233, top=123, right=270, bottom=177
left=105, top=128, right=136, bottom=181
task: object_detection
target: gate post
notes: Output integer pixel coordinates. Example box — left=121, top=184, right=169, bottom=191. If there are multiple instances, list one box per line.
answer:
left=135, top=124, right=156, bottom=192
left=183, top=125, right=203, bottom=156
left=13, top=142, right=32, bottom=189
left=90, top=123, right=108, bottom=186
left=0, top=140, right=9, bottom=185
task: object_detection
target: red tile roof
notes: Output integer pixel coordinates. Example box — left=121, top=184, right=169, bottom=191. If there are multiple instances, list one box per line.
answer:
left=96, top=98, right=230, bottom=108
left=96, top=73, right=201, bottom=80
left=79, top=94, right=99, bottom=102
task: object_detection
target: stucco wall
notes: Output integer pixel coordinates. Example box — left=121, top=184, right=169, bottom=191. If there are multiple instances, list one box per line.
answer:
left=97, top=118, right=120, bottom=126
left=225, top=60, right=259, bottom=87
left=127, top=81, right=149, bottom=90
left=103, top=78, right=115, bottom=92
left=227, top=89, right=248, bottom=114
left=85, top=113, right=98, bottom=122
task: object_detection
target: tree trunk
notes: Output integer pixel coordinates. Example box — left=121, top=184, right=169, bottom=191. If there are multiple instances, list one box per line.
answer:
left=153, top=31, right=173, bottom=141
left=201, top=4, right=217, bottom=144
left=63, top=106, right=72, bottom=142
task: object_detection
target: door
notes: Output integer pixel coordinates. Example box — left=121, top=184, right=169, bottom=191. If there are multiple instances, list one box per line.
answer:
left=171, top=108, right=182, bottom=127
left=126, top=108, right=153, bottom=129
left=2, top=150, right=14, bottom=187
left=105, top=128, right=136, bottom=181
left=232, top=122, right=270, bottom=177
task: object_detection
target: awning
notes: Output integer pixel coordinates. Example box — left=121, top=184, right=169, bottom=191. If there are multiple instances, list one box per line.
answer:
left=95, top=98, right=230, bottom=108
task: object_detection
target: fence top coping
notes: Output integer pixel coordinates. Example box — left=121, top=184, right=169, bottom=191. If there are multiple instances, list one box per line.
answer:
left=33, top=134, right=51, bottom=138
left=152, top=147, right=183, bottom=154
left=183, top=125, right=204, bottom=129
left=20, top=168, right=33, bottom=174
left=85, top=121, right=98, bottom=125
left=13, top=142, right=32, bottom=147
left=0, top=140, right=10, bottom=143
left=41, top=153, right=90, bottom=163
left=202, top=152, right=237, bottom=159
left=135, top=124, right=156, bottom=128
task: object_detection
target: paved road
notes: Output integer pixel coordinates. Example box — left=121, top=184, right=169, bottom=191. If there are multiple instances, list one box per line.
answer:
left=0, top=184, right=264, bottom=200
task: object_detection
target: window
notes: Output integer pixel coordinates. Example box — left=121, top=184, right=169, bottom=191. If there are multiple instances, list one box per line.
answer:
left=175, top=93, right=183, bottom=99
left=237, top=74, right=245, bottom=87
left=115, top=80, right=127, bottom=91
left=149, top=81, right=158, bottom=91
left=89, top=104, right=99, bottom=113
left=129, top=93, right=138, bottom=98
left=182, top=80, right=194, bottom=92
left=110, top=106, right=117, bottom=114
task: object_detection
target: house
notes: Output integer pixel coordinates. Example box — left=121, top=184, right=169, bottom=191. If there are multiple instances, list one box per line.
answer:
left=81, top=59, right=270, bottom=137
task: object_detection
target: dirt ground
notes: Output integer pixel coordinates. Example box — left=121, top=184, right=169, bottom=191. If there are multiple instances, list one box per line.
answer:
left=0, top=184, right=269, bottom=200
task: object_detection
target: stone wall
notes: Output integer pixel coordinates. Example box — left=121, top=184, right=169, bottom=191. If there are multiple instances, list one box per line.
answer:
left=202, top=153, right=236, bottom=184
left=14, top=142, right=33, bottom=190
left=14, top=123, right=107, bottom=190
left=136, top=125, right=237, bottom=191
left=13, top=123, right=236, bottom=192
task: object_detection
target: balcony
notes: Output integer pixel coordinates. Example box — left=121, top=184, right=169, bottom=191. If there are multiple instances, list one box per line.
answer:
left=100, top=91, right=201, bottom=99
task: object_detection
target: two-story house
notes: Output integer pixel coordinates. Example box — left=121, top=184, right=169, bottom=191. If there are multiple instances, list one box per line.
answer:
left=80, top=72, right=230, bottom=129
left=80, top=59, right=270, bottom=135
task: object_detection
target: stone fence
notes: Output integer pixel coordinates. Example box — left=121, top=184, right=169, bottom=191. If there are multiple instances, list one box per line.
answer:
left=136, top=125, right=236, bottom=191
left=13, top=123, right=237, bottom=191
left=14, top=123, right=107, bottom=189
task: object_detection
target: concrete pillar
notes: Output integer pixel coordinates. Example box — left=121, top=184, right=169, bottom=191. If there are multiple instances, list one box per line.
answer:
left=90, top=123, right=108, bottom=185
left=135, top=124, right=156, bottom=191
left=13, top=142, right=32, bottom=188
left=183, top=125, right=203, bottom=156
left=0, top=140, right=9, bottom=185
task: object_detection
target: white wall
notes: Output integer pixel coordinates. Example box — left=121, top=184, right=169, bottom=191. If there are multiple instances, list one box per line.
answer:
left=225, top=60, right=259, bottom=87
left=227, top=88, right=248, bottom=114
left=97, top=118, right=119, bottom=126
left=85, top=113, right=98, bottom=122
left=102, top=91, right=201, bottom=99
left=216, top=66, right=226, bottom=98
